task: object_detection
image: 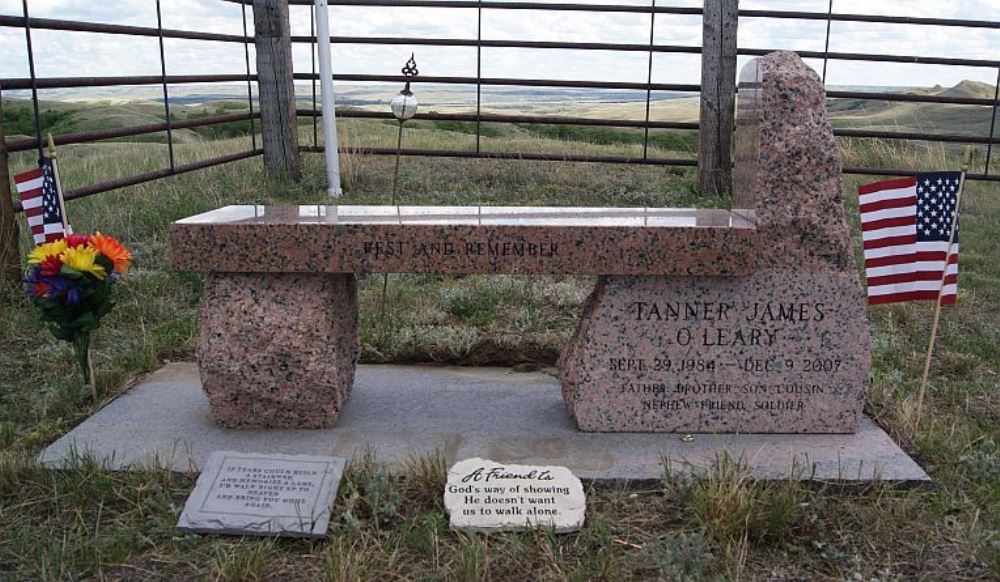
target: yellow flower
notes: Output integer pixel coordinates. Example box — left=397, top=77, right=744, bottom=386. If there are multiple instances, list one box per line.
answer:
left=62, top=245, right=107, bottom=279
left=27, top=239, right=68, bottom=265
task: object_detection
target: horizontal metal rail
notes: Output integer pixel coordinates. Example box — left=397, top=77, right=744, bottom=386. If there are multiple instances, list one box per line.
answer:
left=0, top=74, right=256, bottom=91
left=298, top=146, right=999, bottom=182
left=235, top=0, right=1000, bottom=29
left=294, top=73, right=998, bottom=107
left=301, top=145, right=697, bottom=165
left=306, top=109, right=998, bottom=144
left=738, top=9, right=1000, bottom=29
left=834, top=128, right=999, bottom=145
left=293, top=72, right=701, bottom=92
left=296, top=35, right=998, bottom=69
left=292, top=35, right=704, bottom=54
left=1, top=74, right=991, bottom=108
left=12, top=149, right=264, bottom=213
left=5, top=112, right=260, bottom=153
left=738, top=48, right=996, bottom=69
left=825, top=90, right=996, bottom=107
left=299, top=108, right=700, bottom=130
left=228, top=0, right=704, bottom=15
left=0, top=14, right=252, bottom=43
left=842, top=166, right=998, bottom=182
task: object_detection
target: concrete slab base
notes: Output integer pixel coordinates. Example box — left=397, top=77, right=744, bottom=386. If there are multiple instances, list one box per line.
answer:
left=41, top=363, right=929, bottom=482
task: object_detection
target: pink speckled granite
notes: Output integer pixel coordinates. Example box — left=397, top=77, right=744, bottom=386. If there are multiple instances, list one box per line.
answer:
left=170, top=207, right=755, bottom=277
left=174, top=206, right=756, bottom=429
left=559, top=52, right=871, bottom=433
left=198, top=273, right=359, bottom=429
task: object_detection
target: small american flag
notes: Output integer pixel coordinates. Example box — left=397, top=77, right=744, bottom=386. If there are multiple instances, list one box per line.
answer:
left=14, top=157, right=69, bottom=245
left=860, top=172, right=961, bottom=306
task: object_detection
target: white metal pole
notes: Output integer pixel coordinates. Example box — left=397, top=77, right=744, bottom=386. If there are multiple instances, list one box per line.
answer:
left=315, top=0, right=342, bottom=196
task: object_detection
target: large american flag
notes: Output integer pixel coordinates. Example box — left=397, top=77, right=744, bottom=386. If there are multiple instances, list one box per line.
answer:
left=860, top=171, right=961, bottom=306
left=14, top=157, right=68, bottom=245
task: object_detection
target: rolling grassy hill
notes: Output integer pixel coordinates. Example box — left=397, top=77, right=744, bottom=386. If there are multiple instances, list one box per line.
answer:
left=5, top=79, right=995, bottom=161
left=1, top=98, right=260, bottom=145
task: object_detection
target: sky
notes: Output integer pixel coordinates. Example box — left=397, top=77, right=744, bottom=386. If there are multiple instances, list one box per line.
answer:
left=0, top=0, right=996, bottom=95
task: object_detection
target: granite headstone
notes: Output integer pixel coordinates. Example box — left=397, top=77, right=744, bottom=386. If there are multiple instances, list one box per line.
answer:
left=559, top=52, right=872, bottom=433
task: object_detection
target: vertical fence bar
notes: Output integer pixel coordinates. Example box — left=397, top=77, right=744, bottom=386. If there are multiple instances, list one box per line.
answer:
left=475, top=0, right=483, bottom=153
left=985, top=67, right=999, bottom=176
left=698, top=0, right=738, bottom=196
left=821, top=0, right=833, bottom=83
left=0, top=89, right=22, bottom=288
left=155, top=0, right=175, bottom=171
left=642, top=0, right=656, bottom=159
left=310, top=5, right=317, bottom=148
left=242, top=2, right=258, bottom=150
left=21, top=0, right=43, bottom=160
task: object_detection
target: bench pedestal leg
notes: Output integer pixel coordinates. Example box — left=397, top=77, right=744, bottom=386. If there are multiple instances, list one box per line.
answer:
left=197, top=272, right=359, bottom=429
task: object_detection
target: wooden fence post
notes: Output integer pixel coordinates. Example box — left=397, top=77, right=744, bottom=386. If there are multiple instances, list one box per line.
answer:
left=253, top=0, right=301, bottom=181
left=0, top=90, right=23, bottom=290
left=698, top=0, right=739, bottom=197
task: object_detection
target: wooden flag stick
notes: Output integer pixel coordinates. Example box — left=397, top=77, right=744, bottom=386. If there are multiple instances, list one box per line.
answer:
left=46, top=134, right=71, bottom=233
left=914, top=148, right=972, bottom=427
left=47, top=134, right=92, bottom=396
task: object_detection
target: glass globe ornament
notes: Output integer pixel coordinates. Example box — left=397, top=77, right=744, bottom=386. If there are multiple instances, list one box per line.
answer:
left=390, top=90, right=418, bottom=121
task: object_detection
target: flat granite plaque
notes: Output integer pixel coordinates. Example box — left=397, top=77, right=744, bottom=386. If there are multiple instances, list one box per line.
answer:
left=176, top=451, right=345, bottom=538
left=444, top=457, right=586, bottom=533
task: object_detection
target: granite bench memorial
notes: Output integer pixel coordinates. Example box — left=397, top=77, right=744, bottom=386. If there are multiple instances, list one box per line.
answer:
left=169, top=51, right=870, bottom=435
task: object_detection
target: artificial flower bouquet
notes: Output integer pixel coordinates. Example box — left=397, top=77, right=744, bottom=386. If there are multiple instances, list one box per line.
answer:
left=25, top=233, right=132, bottom=393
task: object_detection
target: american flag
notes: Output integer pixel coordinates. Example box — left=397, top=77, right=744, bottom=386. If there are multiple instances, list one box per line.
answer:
left=860, top=171, right=961, bottom=306
left=14, top=157, right=69, bottom=245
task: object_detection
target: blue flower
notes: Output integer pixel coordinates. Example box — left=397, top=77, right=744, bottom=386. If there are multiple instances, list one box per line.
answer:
left=39, top=274, right=82, bottom=306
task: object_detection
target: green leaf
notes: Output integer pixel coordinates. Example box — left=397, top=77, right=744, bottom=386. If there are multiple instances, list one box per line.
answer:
left=95, top=254, right=114, bottom=274
left=71, top=311, right=98, bottom=331
left=94, top=301, right=114, bottom=319
left=59, top=265, right=83, bottom=279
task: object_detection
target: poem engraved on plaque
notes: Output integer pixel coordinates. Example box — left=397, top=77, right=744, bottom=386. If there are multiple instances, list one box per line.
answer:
left=444, top=458, right=585, bottom=533
left=177, top=451, right=345, bottom=538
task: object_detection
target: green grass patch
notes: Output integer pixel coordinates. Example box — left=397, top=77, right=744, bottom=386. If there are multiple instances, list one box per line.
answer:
left=433, top=119, right=504, bottom=138
left=2, top=103, right=78, bottom=136
left=520, top=124, right=698, bottom=153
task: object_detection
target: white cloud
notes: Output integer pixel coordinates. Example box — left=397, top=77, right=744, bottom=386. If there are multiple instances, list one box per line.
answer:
left=0, top=0, right=995, bottom=90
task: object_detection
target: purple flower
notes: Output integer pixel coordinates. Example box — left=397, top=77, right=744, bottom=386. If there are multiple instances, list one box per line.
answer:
left=47, top=276, right=82, bottom=306
left=26, top=268, right=83, bottom=306
left=24, top=267, right=50, bottom=300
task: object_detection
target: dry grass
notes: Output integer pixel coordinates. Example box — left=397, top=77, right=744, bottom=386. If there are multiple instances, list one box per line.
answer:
left=0, top=121, right=998, bottom=579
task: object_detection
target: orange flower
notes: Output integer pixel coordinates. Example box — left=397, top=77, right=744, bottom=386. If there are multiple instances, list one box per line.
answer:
left=89, top=232, right=132, bottom=274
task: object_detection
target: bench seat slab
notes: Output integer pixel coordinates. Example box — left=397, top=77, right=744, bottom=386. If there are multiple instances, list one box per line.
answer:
left=170, top=206, right=755, bottom=277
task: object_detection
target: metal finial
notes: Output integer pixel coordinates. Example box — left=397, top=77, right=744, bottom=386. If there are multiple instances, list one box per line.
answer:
left=401, top=53, right=418, bottom=93
left=402, top=53, right=418, bottom=78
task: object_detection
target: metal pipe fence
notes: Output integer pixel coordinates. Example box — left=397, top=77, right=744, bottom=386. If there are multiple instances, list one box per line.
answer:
left=1, top=0, right=998, bottom=215
left=1, top=2, right=263, bottom=213
left=281, top=0, right=998, bottom=181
